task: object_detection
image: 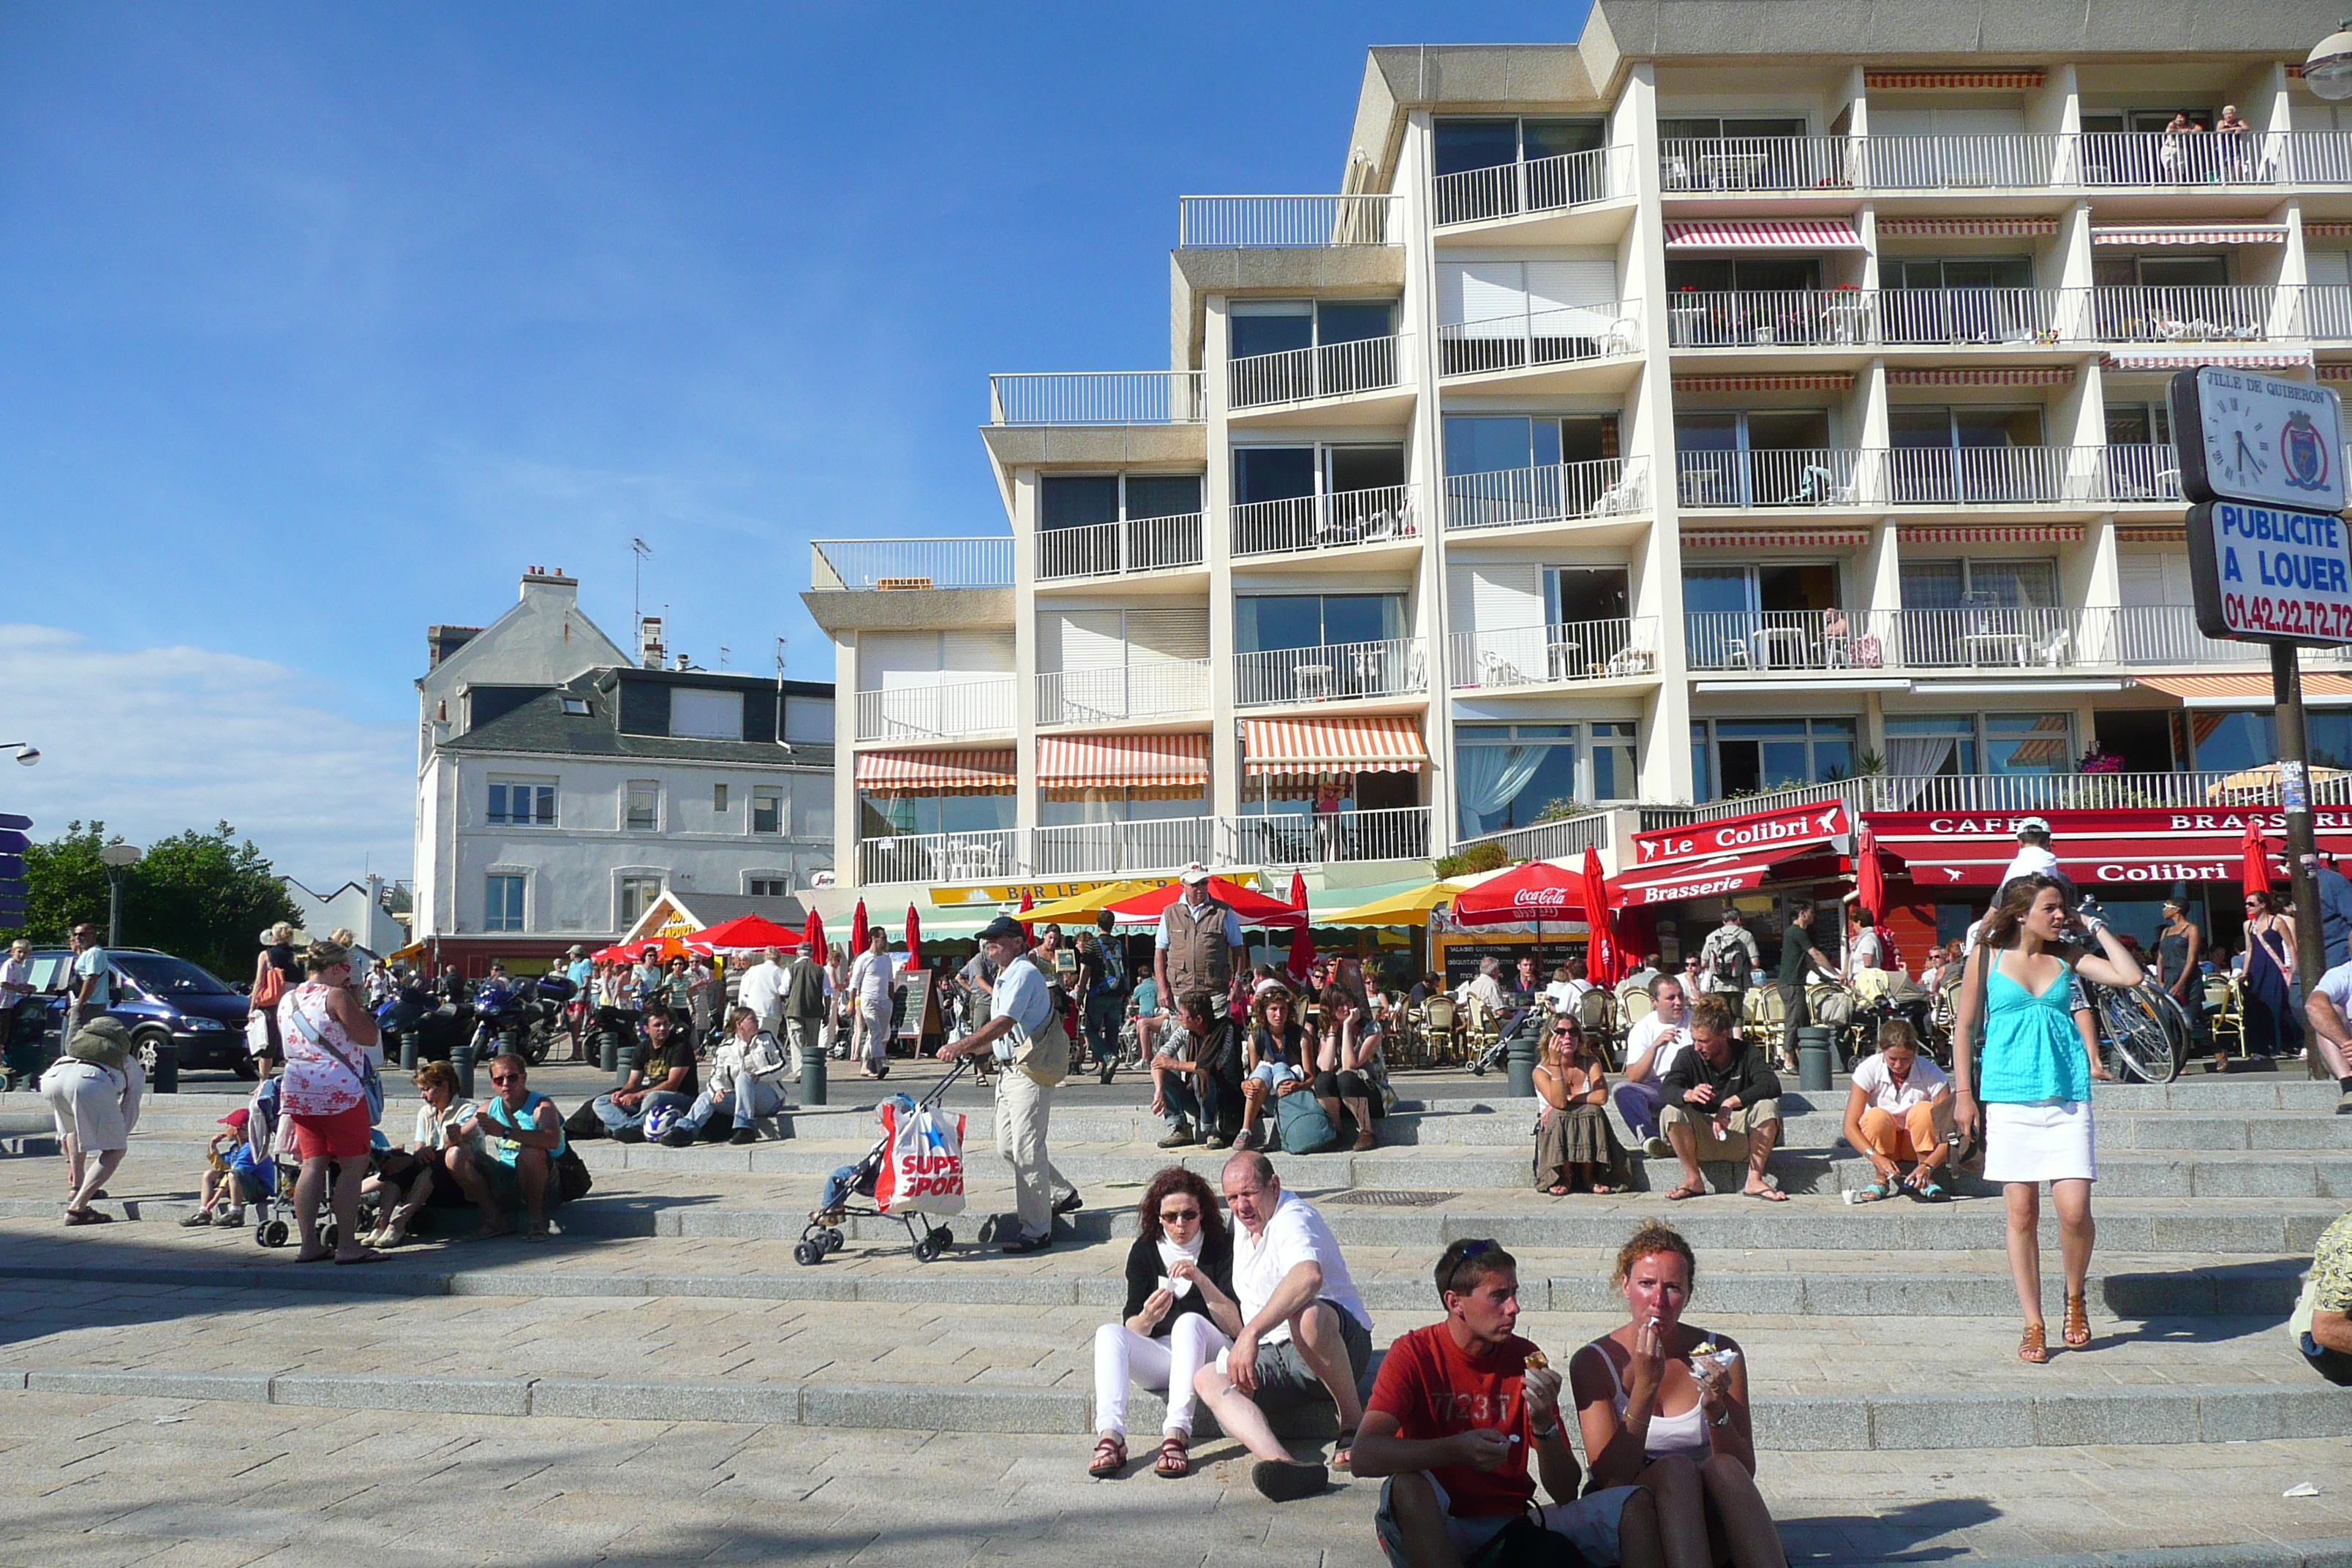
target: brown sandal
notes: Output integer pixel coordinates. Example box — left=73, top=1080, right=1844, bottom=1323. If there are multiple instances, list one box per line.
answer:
left=2019, top=1322, right=2048, bottom=1364
left=1088, top=1434, right=1127, bottom=1478
left=1156, top=1433, right=1190, bottom=1478
left=2062, top=1293, right=2091, bottom=1349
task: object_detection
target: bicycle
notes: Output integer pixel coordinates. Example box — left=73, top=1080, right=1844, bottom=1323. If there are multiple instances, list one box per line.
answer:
left=2087, top=978, right=2187, bottom=1085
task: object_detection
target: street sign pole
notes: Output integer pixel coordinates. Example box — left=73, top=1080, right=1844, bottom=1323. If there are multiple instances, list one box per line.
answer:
left=2273, top=645, right=2329, bottom=1077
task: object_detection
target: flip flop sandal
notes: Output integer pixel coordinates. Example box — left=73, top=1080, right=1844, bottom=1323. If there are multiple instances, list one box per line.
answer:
left=1744, top=1186, right=1790, bottom=1202
left=1664, top=1183, right=1705, bottom=1202
left=1852, top=1179, right=1895, bottom=1203
left=1912, top=1179, right=1951, bottom=1203
left=1088, top=1435, right=1127, bottom=1479
left=334, top=1249, right=388, bottom=1266
left=1155, top=1433, right=1191, bottom=1479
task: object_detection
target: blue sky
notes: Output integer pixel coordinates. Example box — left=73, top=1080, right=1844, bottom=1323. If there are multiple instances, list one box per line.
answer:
left=0, top=1, right=1589, bottom=883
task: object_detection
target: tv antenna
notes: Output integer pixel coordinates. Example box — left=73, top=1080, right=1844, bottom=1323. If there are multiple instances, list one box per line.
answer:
left=630, top=538, right=654, bottom=625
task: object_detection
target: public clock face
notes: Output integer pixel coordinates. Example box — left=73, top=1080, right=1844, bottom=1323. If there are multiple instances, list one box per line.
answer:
left=2206, top=393, right=2272, bottom=492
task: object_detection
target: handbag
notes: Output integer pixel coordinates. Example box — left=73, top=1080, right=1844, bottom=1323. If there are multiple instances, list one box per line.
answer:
left=252, top=965, right=287, bottom=1009
left=282, top=992, right=384, bottom=1123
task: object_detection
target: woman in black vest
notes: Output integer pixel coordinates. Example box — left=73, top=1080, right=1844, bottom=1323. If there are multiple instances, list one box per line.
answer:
left=1089, top=1166, right=1240, bottom=1480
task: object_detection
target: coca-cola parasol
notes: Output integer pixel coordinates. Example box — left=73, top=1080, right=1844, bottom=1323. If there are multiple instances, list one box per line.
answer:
left=1448, top=860, right=1586, bottom=927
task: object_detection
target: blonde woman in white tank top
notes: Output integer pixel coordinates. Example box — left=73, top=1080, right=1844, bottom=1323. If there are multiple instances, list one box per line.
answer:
left=1570, top=1224, right=1788, bottom=1568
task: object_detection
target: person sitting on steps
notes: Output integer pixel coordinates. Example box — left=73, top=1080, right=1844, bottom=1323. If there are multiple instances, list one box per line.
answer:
left=663, top=1005, right=790, bottom=1147
left=1153, top=991, right=1243, bottom=1150
left=1841, top=1020, right=1953, bottom=1203
left=1237, top=986, right=1309, bottom=1150
left=1088, top=1167, right=1241, bottom=1481
left=1657, top=995, right=1786, bottom=1202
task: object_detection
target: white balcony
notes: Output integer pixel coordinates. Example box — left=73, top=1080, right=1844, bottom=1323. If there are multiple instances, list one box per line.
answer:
left=856, top=807, right=1433, bottom=885
left=1443, top=456, right=1651, bottom=532
left=1682, top=606, right=2285, bottom=678
left=1227, top=806, right=1430, bottom=867
left=1447, top=619, right=1661, bottom=689
left=988, top=372, right=1204, bottom=426
left=811, top=538, right=1013, bottom=592
left=1438, top=299, right=1641, bottom=378
left=1675, top=448, right=2097, bottom=511
left=1431, top=145, right=1635, bottom=227
left=1667, top=287, right=2068, bottom=350
left=1235, top=637, right=1425, bottom=709
left=1177, top=195, right=1401, bottom=248
left=1036, top=660, right=1213, bottom=727
left=1231, top=483, right=1420, bottom=559
left=2083, top=284, right=2285, bottom=345
left=1660, top=136, right=1855, bottom=192
left=1229, top=333, right=1411, bottom=410
left=1654, top=132, right=2352, bottom=195
left=1860, top=133, right=2073, bottom=191
left=853, top=677, right=1017, bottom=744
left=2100, top=445, right=2183, bottom=504
left=1675, top=448, right=1868, bottom=509
left=1030, top=818, right=1220, bottom=879
left=1036, top=513, right=1204, bottom=582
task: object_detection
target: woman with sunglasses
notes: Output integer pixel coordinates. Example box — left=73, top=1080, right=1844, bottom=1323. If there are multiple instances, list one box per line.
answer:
left=1534, top=1016, right=1626, bottom=1196
left=1090, top=1166, right=1241, bottom=1480
left=2241, top=890, right=2303, bottom=1060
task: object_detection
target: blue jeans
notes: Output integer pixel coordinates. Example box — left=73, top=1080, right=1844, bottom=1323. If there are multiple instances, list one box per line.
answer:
left=1084, top=995, right=1123, bottom=1064
left=677, top=1072, right=786, bottom=1134
left=592, top=1088, right=692, bottom=1134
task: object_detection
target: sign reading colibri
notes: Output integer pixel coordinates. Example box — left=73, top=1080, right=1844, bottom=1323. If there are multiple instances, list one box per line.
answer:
left=2173, top=366, right=2352, bottom=646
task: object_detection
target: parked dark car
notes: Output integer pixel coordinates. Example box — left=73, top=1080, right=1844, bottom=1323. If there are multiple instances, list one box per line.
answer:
left=18, top=946, right=253, bottom=1076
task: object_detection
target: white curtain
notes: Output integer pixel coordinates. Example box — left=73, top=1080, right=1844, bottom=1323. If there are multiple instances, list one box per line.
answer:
left=1883, top=736, right=1959, bottom=808
left=1456, top=743, right=1550, bottom=835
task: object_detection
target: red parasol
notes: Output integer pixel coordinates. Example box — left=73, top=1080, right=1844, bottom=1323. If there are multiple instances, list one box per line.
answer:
left=803, top=908, right=827, bottom=967
left=589, top=945, right=633, bottom=963
left=2243, top=818, right=2276, bottom=897
left=1855, top=824, right=1888, bottom=924
left=1578, top=848, right=1621, bottom=988
left=1448, top=860, right=1586, bottom=927
left=1017, top=888, right=1034, bottom=924
left=1106, top=877, right=1305, bottom=927
left=684, top=914, right=801, bottom=954
left=851, top=898, right=870, bottom=953
left=1283, top=871, right=1312, bottom=980
left=904, top=904, right=924, bottom=970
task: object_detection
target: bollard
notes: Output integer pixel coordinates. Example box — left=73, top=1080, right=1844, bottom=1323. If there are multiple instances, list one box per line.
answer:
left=1505, top=1026, right=1542, bottom=1099
left=614, top=1043, right=639, bottom=1089
left=399, top=1030, right=420, bottom=1073
left=1797, top=1025, right=1833, bottom=1093
left=799, top=1038, right=826, bottom=1107
left=451, top=1040, right=477, bottom=1099
left=599, top=1028, right=619, bottom=1075
left=149, top=1039, right=178, bottom=1095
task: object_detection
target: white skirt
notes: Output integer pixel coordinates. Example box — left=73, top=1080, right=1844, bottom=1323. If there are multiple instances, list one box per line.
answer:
left=1983, top=1098, right=2096, bottom=1184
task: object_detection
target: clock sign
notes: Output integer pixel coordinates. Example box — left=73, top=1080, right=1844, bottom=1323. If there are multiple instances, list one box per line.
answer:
left=2169, top=366, right=2347, bottom=513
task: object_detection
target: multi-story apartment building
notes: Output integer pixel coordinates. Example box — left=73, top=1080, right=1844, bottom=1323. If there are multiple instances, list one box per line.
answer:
left=805, top=4, right=2352, bottom=959
left=415, top=568, right=835, bottom=973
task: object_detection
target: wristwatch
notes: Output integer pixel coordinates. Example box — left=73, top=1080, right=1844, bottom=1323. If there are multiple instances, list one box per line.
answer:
left=1529, top=1418, right=1558, bottom=1440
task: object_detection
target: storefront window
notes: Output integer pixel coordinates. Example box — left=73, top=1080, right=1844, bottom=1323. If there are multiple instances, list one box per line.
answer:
left=1690, top=717, right=1855, bottom=799
left=2192, top=711, right=2352, bottom=773
left=1883, top=716, right=1976, bottom=777
left=1457, top=722, right=1634, bottom=832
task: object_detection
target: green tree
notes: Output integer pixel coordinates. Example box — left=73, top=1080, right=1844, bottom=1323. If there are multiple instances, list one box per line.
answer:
left=2, top=819, right=300, bottom=979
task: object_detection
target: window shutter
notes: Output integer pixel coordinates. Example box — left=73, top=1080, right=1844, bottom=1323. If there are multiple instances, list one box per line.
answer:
left=859, top=631, right=941, bottom=690
left=1525, top=260, right=1618, bottom=339
left=2310, top=249, right=2352, bottom=288
left=1051, top=611, right=1126, bottom=671
left=1123, top=608, right=1210, bottom=663
left=1439, top=260, right=1526, bottom=336
left=941, top=629, right=1017, bottom=673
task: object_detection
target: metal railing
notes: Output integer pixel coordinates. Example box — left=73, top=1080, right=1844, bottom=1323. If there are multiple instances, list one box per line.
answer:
left=1674, top=448, right=1867, bottom=509
left=1228, top=806, right=1431, bottom=867
left=1438, top=298, right=1640, bottom=377
left=988, top=372, right=1204, bottom=425
left=1880, top=445, right=2089, bottom=507
left=1684, top=604, right=2301, bottom=675
left=1431, top=145, right=1634, bottom=226
left=1235, top=637, right=1425, bottom=708
left=1448, top=619, right=1659, bottom=688
left=1861, top=132, right=2073, bottom=191
left=2102, top=445, right=2184, bottom=504
left=1036, top=513, right=1204, bottom=581
left=1032, top=818, right=1219, bottom=878
left=1452, top=810, right=1616, bottom=864
left=2108, top=605, right=2269, bottom=668
left=1231, top=482, right=1419, bottom=558
left=1229, top=333, right=1410, bottom=409
left=2307, top=285, right=2352, bottom=341
left=1176, top=194, right=1401, bottom=248
left=1664, top=288, right=1881, bottom=349
left=1444, top=456, right=1651, bottom=531
left=1659, top=135, right=1855, bottom=192
left=853, top=677, right=1018, bottom=744
left=2084, top=284, right=2283, bottom=345
left=1036, top=660, right=1213, bottom=727
left=2076, top=129, right=2277, bottom=187
left=859, top=828, right=1027, bottom=887
left=810, top=538, right=1014, bottom=592
left=1878, top=287, right=2073, bottom=347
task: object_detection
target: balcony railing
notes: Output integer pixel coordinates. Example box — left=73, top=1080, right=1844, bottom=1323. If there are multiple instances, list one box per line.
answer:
left=988, top=372, right=1204, bottom=426
left=853, top=677, right=1018, bottom=744
left=1231, top=482, right=1419, bottom=558
left=2084, top=284, right=2283, bottom=344
left=1674, top=448, right=1867, bottom=509
left=1444, top=456, right=1651, bottom=531
left=1683, top=605, right=2300, bottom=676
left=1036, top=660, right=1213, bottom=727
left=1031, top=818, right=1219, bottom=878
left=1177, top=195, right=1401, bottom=248
left=1660, top=136, right=1854, bottom=192
left=1653, top=132, right=2352, bottom=195
left=2101, top=444, right=2184, bottom=504
left=1036, top=513, right=1205, bottom=581
left=811, top=538, right=1014, bottom=592
left=856, top=807, right=1434, bottom=885
left=1452, top=810, right=1616, bottom=866
left=1861, top=133, right=2073, bottom=191
left=1431, top=145, right=1635, bottom=226
left=1668, top=286, right=2319, bottom=349
left=1230, top=806, right=1431, bottom=867
left=1229, top=333, right=1410, bottom=409
left=859, top=829, right=1029, bottom=887
left=1674, top=447, right=2095, bottom=510
left=1666, top=289, right=1880, bottom=349
left=1666, top=769, right=2352, bottom=829
left=2308, top=285, right=2352, bottom=340
left=1236, top=637, right=1425, bottom=708
left=1439, top=300, right=1641, bottom=379
left=1448, top=619, right=1660, bottom=689
left=1877, top=287, right=2073, bottom=347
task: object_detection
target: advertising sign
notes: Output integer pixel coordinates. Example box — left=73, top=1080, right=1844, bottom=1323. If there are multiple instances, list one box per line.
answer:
left=2186, top=499, right=2352, bottom=645
left=1629, top=799, right=1849, bottom=871
left=1866, top=807, right=2352, bottom=887
left=2171, top=365, right=2347, bottom=514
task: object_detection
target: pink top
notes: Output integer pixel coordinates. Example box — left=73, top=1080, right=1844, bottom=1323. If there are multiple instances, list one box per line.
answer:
left=279, top=982, right=366, bottom=1116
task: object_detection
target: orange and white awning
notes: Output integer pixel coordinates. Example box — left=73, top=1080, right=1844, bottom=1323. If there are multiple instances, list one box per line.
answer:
left=1876, top=217, right=2057, bottom=238
left=1897, top=525, right=2084, bottom=544
left=2103, top=349, right=2312, bottom=373
left=2136, top=674, right=2352, bottom=709
left=1683, top=529, right=1872, bottom=550
left=1037, top=732, right=1209, bottom=794
left=1663, top=219, right=1864, bottom=249
left=1243, top=715, right=1427, bottom=777
left=2092, top=225, right=2287, bottom=246
left=1867, top=69, right=2043, bottom=90
left=1674, top=373, right=1855, bottom=392
left=2321, top=363, right=2352, bottom=382
left=853, top=748, right=1017, bottom=794
left=1888, top=366, right=2073, bottom=386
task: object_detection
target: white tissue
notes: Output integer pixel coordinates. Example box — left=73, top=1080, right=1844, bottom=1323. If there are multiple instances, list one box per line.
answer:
left=1158, top=1274, right=1195, bottom=1300
left=2285, top=1482, right=2321, bottom=1499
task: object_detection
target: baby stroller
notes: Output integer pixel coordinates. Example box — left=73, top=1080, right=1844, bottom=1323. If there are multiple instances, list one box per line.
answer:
left=249, top=1076, right=393, bottom=1250
left=797, top=1056, right=971, bottom=1267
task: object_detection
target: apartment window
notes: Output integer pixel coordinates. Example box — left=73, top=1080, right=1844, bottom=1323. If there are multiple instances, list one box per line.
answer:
left=1899, top=557, right=2058, bottom=609
left=1444, top=415, right=1618, bottom=474
left=1229, top=298, right=1396, bottom=361
left=1236, top=594, right=1406, bottom=653
left=1880, top=257, right=2041, bottom=345
left=2104, top=400, right=2173, bottom=447
left=487, top=781, right=556, bottom=827
left=793, top=774, right=834, bottom=840
left=1682, top=565, right=1841, bottom=671
left=1887, top=406, right=2052, bottom=502
left=625, top=782, right=660, bottom=832
left=712, top=783, right=729, bottom=813
left=2193, top=712, right=2352, bottom=774
left=1657, top=117, right=1811, bottom=192
left=1691, top=717, right=1857, bottom=800
left=1882, top=712, right=2072, bottom=777
left=783, top=696, right=834, bottom=745
left=1457, top=721, right=1637, bottom=833
left=1230, top=443, right=1409, bottom=554
left=1039, top=473, right=1207, bottom=575
left=671, top=687, right=745, bottom=740
left=617, top=875, right=663, bottom=927
left=751, top=788, right=783, bottom=834
left=1673, top=410, right=1839, bottom=506
left=1431, top=117, right=1607, bottom=221
left=1662, top=257, right=1822, bottom=293
left=483, top=874, right=525, bottom=932
left=858, top=791, right=1014, bottom=841
left=747, top=876, right=790, bottom=897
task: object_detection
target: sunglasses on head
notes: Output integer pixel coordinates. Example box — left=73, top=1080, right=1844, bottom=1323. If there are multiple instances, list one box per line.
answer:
left=1441, top=1238, right=1501, bottom=1294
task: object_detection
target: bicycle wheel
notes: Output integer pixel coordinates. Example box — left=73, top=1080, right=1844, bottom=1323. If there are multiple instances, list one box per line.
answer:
left=2099, top=981, right=2182, bottom=1085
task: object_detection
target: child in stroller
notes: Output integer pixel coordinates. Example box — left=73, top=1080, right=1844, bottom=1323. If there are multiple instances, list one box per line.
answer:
left=799, top=1057, right=970, bottom=1267
left=181, top=1103, right=271, bottom=1229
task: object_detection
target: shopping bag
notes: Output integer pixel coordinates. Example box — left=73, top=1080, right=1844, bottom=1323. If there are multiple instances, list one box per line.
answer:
left=872, top=1101, right=967, bottom=1215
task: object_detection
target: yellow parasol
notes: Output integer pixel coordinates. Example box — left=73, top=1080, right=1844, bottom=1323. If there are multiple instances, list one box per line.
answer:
left=1017, top=879, right=1166, bottom=925
left=2209, top=762, right=2351, bottom=804
left=1316, top=880, right=1466, bottom=927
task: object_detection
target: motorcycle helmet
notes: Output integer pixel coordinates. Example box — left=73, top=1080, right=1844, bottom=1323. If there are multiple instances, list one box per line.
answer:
left=643, top=1104, right=682, bottom=1142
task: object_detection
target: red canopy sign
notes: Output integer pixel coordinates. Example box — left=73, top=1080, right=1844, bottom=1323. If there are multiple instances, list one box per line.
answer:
left=1450, top=860, right=1586, bottom=926
left=1865, top=807, right=2351, bottom=887
left=1613, top=842, right=1830, bottom=905
left=1631, top=800, right=1850, bottom=871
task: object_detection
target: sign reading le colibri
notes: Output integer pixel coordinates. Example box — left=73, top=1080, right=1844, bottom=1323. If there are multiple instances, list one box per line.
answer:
left=2173, top=366, right=2352, bottom=647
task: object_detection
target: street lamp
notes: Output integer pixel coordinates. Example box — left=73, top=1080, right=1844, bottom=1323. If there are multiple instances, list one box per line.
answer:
left=99, top=843, right=142, bottom=948
left=0, top=742, right=37, bottom=766
left=2308, top=20, right=2352, bottom=99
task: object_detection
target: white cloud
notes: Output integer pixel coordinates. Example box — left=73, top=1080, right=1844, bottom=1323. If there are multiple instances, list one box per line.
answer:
left=0, top=625, right=411, bottom=886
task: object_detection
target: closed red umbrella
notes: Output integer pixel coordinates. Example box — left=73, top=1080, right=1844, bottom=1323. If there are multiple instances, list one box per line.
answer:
left=1856, top=824, right=1888, bottom=923
left=1448, top=860, right=1585, bottom=927
left=851, top=898, right=870, bottom=954
left=803, top=908, right=827, bottom=967
left=1284, top=871, right=1313, bottom=980
left=904, top=904, right=924, bottom=970
left=1018, top=888, right=1035, bottom=924
left=2244, top=819, right=2276, bottom=897
left=1578, top=847, right=1620, bottom=988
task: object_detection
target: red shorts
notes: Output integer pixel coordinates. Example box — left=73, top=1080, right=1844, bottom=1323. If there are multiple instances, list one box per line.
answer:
left=290, top=1103, right=373, bottom=1161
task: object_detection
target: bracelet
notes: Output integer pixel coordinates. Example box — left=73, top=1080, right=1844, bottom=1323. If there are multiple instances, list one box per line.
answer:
left=1529, top=1419, right=1558, bottom=1440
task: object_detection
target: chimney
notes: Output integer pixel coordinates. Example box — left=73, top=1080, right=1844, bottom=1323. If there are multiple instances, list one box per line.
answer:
left=519, top=565, right=579, bottom=604
left=675, top=652, right=692, bottom=671
left=639, top=615, right=666, bottom=670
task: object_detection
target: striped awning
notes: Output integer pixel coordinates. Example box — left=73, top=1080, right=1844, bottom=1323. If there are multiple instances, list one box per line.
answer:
left=1242, top=715, right=1427, bottom=777
left=1876, top=217, right=2058, bottom=238
left=1896, top=525, right=2084, bottom=544
left=2308, top=222, right=2352, bottom=238
left=2321, top=363, right=2352, bottom=382
left=2117, top=526, right=2187, bottom=542
left=1673, top=372, right=1854, bottom=392
left=853, top=748, right=1017, bottom=795
left=1887, top=366, right=2073, bottom=386
left=1037, top=732, right=1209, bottom=796
left=1663, top=219, right=1864, bottom=249
left=2136, top=674, right=2352, bottom=708
left=2092, top=225, right=2287, bottom=246
left=1866, top=69, right=2043, bottom=90
left=1681, top=529, right=1872, bottom=549
left=2103, top=348, right=2313, bottom=373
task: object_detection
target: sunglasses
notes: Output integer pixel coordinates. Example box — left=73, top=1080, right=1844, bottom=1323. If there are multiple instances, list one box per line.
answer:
left=489, top=1073, right=521, bottom=1085
left=1159, top=1206, right=1202, bottom=1224
left=1441, top=1237, right=1501, bottom=1294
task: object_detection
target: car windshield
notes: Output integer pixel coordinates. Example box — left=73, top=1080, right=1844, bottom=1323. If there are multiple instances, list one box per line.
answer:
left=111, top=954, right=235, bottom=996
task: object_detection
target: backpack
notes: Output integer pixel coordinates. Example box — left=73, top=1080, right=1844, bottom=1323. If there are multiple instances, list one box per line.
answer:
left=1708, top=932, right=1748, bottom=991
left=1275, top=1088, right=1339, bottom=1156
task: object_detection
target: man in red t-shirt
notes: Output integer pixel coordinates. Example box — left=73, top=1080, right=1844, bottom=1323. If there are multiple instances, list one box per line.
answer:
left=1354, top=1240, right=1657, bottom=1568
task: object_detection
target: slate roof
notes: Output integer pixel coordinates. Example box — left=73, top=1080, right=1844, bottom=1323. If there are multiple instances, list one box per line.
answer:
left=438, top=672, right=834, bottom=771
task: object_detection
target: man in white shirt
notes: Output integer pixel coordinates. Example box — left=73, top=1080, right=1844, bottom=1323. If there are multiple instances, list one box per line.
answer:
left=1194, top=1149, right=1374, bottom=1503
left=1997, top=818, right=2063, bottom=891
left=737, top=947, right=790, bottom=1036
left=1841, top=1026, right=1954, bottom=1199
left=940, top=915, right=1079, bottom=1253
left=2295, top=957, right=2352, bottom=1113
left=1463, top=957, right=1510, bottom=1019
left=848, top=929, right=897, bottom=1079
left=1613, top=973, right=1692, bottom=1156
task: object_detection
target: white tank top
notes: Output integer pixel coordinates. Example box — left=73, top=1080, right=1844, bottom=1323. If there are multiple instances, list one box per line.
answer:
left=1583, top=1336, right=1713, bottom=1458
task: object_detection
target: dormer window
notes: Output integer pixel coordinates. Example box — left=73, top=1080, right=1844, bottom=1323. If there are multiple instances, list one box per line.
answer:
left=562, top=696, right=591, bottom=716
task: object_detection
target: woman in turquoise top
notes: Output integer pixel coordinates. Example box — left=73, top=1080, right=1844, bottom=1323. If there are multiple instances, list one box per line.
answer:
left=1953, top=874, right=2138, bottom=1365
